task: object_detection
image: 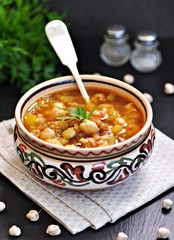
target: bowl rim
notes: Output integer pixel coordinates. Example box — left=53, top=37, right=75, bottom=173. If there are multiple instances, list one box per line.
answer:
left=15, top=74, right=153, bottom=153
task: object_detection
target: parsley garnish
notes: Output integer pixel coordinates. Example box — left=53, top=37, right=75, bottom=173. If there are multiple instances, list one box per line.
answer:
left=69, top=106, right=86, bottom=120
left=57, top=105, right=98, bottom=121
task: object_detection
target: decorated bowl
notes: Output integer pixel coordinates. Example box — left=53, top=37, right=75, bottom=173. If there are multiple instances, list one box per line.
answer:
left=14, top=74, right=155, bottom=190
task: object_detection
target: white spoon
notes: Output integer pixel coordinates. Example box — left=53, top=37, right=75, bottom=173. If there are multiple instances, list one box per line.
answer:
left=45, top=20, right=90, bottom=103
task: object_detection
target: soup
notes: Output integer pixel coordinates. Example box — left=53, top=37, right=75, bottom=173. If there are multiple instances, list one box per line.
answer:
left=23, top=87, right=145, bottom=148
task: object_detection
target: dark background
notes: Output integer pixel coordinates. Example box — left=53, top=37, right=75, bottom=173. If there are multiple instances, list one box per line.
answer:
left=1, top=1, right=174, bottom=239
left=49, top=0, right=174, bottom=39
left=1, top=0, right=174, bottom=137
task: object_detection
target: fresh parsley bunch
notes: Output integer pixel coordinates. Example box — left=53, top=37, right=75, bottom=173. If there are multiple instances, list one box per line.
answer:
left=0, top=0, right=66, bottom=93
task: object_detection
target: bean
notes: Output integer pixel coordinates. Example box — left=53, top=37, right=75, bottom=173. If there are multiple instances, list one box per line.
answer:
left=59, top=137, right=69, bottom=145
left=52, top=102, right=66, bottom=109
left=36, top=116, right=46, bottom=125
left=123, top=73, right=135, bottom=84
left=40, top=128, right=55, bottom=140
left=62, top=127, right=76, bottom=139
left=50, top=108, right=67, bottom=120
left=59, top=121, right=68, bottom=130
left=80, top=120, right=99, bottom=135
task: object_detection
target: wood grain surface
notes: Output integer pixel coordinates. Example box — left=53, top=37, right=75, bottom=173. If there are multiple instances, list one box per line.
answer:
left=0, top=1, right=174, bottom=239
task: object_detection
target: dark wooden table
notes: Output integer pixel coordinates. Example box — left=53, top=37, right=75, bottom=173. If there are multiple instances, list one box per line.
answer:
left=0, top=29, right=174, bottom=239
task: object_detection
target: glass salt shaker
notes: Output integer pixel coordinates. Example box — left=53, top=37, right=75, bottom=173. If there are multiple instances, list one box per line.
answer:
left=130, top=30, right=162, bottom=72
left=100, top=24, right=131, bottom=66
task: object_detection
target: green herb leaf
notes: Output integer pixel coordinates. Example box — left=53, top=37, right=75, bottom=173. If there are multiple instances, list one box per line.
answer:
left=56, top=116, right=69, bottom=121
left=68, top=106, right=83, bottom=120
left=68, top=107, right=79, bottom=117
left=87, top=106, right=99, bottom=119
left=0, top=0, right=66, bottom=93
left=57, top=105, right=98, bottom=121
left=69, top=105, right=98, bottom=120
left=77, top=105, right=87, bottom=119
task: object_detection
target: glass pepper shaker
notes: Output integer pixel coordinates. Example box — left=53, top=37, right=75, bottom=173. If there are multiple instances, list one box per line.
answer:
left=100, top=24, right=131, bottom=66
left=130, top=30, right=162, bottom=73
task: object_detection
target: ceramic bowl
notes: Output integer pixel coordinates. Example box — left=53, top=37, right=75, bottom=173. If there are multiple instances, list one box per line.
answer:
left=14, top=74, right=155, bottom=190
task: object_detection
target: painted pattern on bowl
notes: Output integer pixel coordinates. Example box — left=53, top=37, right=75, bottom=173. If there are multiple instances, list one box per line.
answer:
left=14, top=124, right=155, bottom=190
left=14, top=75, right=154, bottom=190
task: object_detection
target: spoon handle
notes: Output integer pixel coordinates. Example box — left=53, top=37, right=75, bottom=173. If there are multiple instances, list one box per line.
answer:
left=68, top=64, right=90, bottom=103
left=45, top=20, right=90, bottom=103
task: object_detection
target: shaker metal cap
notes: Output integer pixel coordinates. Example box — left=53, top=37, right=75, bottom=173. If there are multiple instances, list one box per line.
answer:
left=137, top=30, right=158, bottom=45
left=106, top=24, right=127, bottom=39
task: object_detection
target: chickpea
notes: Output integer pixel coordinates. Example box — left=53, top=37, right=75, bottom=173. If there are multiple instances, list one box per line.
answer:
left=40, top=128, right=55, bottom=140
left=52, top=102, right=65, bottom=109
left=36, top=116, right=46, bottom=125
left=80, top=119, right=99, bottom=135
left=157, top=227, right=170, bottom=239
left=59, top=121, right=68, bottom=130
left=50, top=108, right=67, bottom=120
left=59, top=137, right=69, bottom=146
left=164, top=83, right=174, bottom=95
left=62, top=127, right=76, bottom=139
left=162, top=199, right=173, bottom=209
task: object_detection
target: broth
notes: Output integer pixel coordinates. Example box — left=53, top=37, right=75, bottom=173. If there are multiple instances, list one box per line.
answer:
left=23, top=87, right=145, bottom=148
